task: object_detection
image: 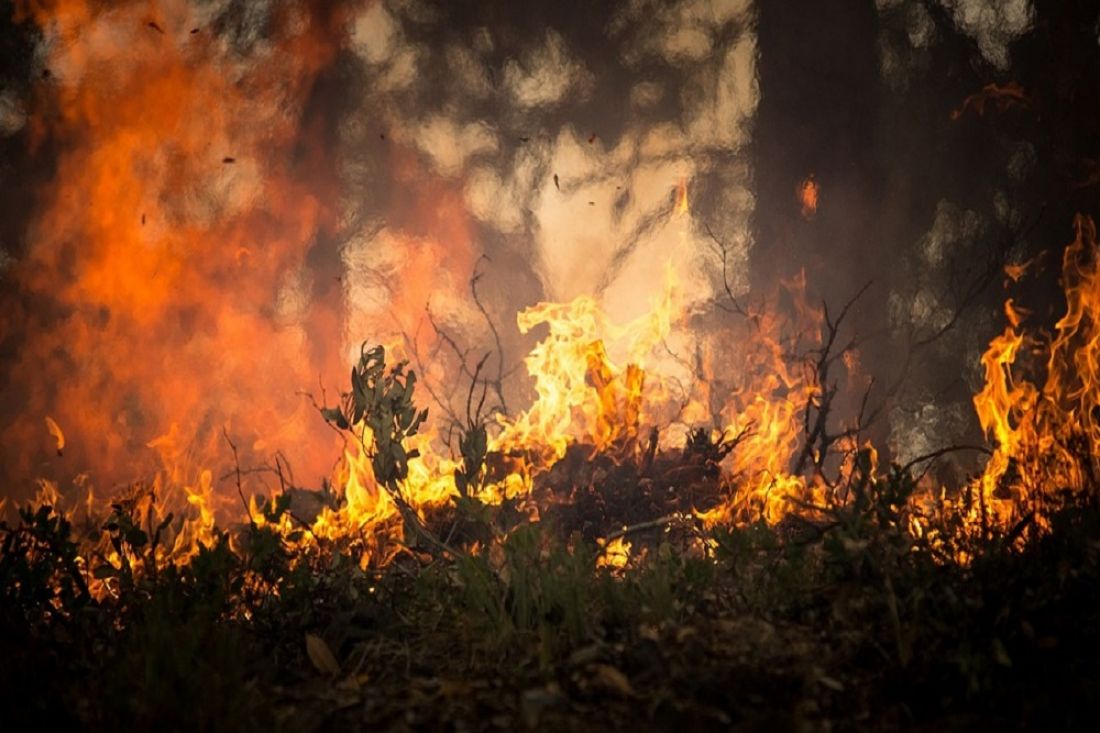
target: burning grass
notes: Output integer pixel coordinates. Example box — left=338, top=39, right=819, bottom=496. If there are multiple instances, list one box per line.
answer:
left=3, top=217, right=1100, bottom=728
left=3, top=478, right=1099, bottom=730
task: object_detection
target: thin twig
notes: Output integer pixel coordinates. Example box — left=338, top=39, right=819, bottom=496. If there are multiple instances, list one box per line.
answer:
left=702, top=221, right=751, bottom=319
left=222, top=428, right=255, bottom=527
left=605, top=513, right=690, bottom=542
left=471, top=255, right=509, bottom=415
left=900, top=444, right=993, bottom=476
left=793, top=282, right=872, bottom=478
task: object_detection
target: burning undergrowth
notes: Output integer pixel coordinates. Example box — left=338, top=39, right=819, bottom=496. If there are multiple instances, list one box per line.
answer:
left=3, top=0, right=1100, bottom=729
left=5, top=215, right=1100, bottom=585
left=4, top=217, right=1100, bottom=727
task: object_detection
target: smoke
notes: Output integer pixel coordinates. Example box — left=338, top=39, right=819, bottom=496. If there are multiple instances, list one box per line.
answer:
left=0, top=0, right=762, bottom=498
left=0, top=0, right=351, bottom=496
left=337, top=0, right=759, bottom=417
left=0, top=88, right=25, bottom=135
left=939, top=0, right=1033, bottom=68
left=3, top=0, right=1059, bottom=503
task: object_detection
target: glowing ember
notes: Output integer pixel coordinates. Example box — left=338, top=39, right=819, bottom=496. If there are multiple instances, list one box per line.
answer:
left=597, top=536, right=632, bottom=570
left=798, top=174, right=818, bottom=219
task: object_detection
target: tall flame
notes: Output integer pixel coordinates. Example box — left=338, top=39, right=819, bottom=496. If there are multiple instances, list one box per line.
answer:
left=973, top=215, right=1100, bottom=531
left=3, top=0, right=349, bottom=496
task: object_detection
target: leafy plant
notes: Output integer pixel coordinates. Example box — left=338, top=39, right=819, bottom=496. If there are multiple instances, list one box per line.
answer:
left=454, top=354, right=492, bottom=500
left=322, top=343, right=429, bottom=492
left=319, top=343, right=463, bottom=556
left=0, top=503, right=90, bottom=627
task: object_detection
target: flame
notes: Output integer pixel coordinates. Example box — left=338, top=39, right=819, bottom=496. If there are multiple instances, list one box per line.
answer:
left=45, top=416, right=64, bottom=455
left=971, top=216, right=1100, bottom=533
left=6, top=4, right=1100, bottom=590
left=597, top=536, right=632, bottom=570
left=3, top=0, right=348, bottom=500
left=1004, top=298, right=1030, bottom=329
left=1004, top=253, right=1044, bottom=283
left=491, top=267, right=673, bottom=463
left=798, top=174, right=818, bottom=219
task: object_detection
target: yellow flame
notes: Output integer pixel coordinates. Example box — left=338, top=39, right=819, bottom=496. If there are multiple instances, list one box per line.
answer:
left=45, top=416, right=65, bottom=454
left=971, top=215, right=1100, bottom=534
left=26, top=209, right=1100, bottom=586
left=597, top=536, right=632, bottom=570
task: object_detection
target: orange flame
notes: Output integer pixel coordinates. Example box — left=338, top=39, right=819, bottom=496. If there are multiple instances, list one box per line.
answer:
left=798, top=174, right=818, bottom=219
left=597, top=536, right=632, bottom=571
left=972, top=216, right=1100, bottom=532
left=6, top=3, right=1099, bottom=584
left=4, top=0, right=349, bottom=500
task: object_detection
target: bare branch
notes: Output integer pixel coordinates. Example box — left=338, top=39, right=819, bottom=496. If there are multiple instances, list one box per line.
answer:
left=471, top=255, right=509, bottom=415
left=702, top=221, right=754, bottom=319
left=222, top=428, right=254, bottom=527
left=900, top=444, right=993, bottom=477
left=793, top=282, right=873, bottom=479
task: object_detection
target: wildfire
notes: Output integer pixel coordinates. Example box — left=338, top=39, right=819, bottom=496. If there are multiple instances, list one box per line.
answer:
left=5, top=2, right=1099, bottom=594
left=289, top=214, right=1100, bottom=567
left=13, top=215, right=1100, bottom=581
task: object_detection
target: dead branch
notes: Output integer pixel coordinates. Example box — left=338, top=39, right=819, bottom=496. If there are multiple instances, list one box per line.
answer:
left=465, top=352, right=491, bottom=431
left=900, top=444, right=993, bottom=477
left=471, top=254, right=510, bottom=415
left=793, top=281, right=872, bottom=479
left=406, top=317, right=464, bottom=433
left=702, top=221, right=754, bottom=319
left=222, top=428, right=255, bottom=527
left=604, top=512, right=690, bottom=542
